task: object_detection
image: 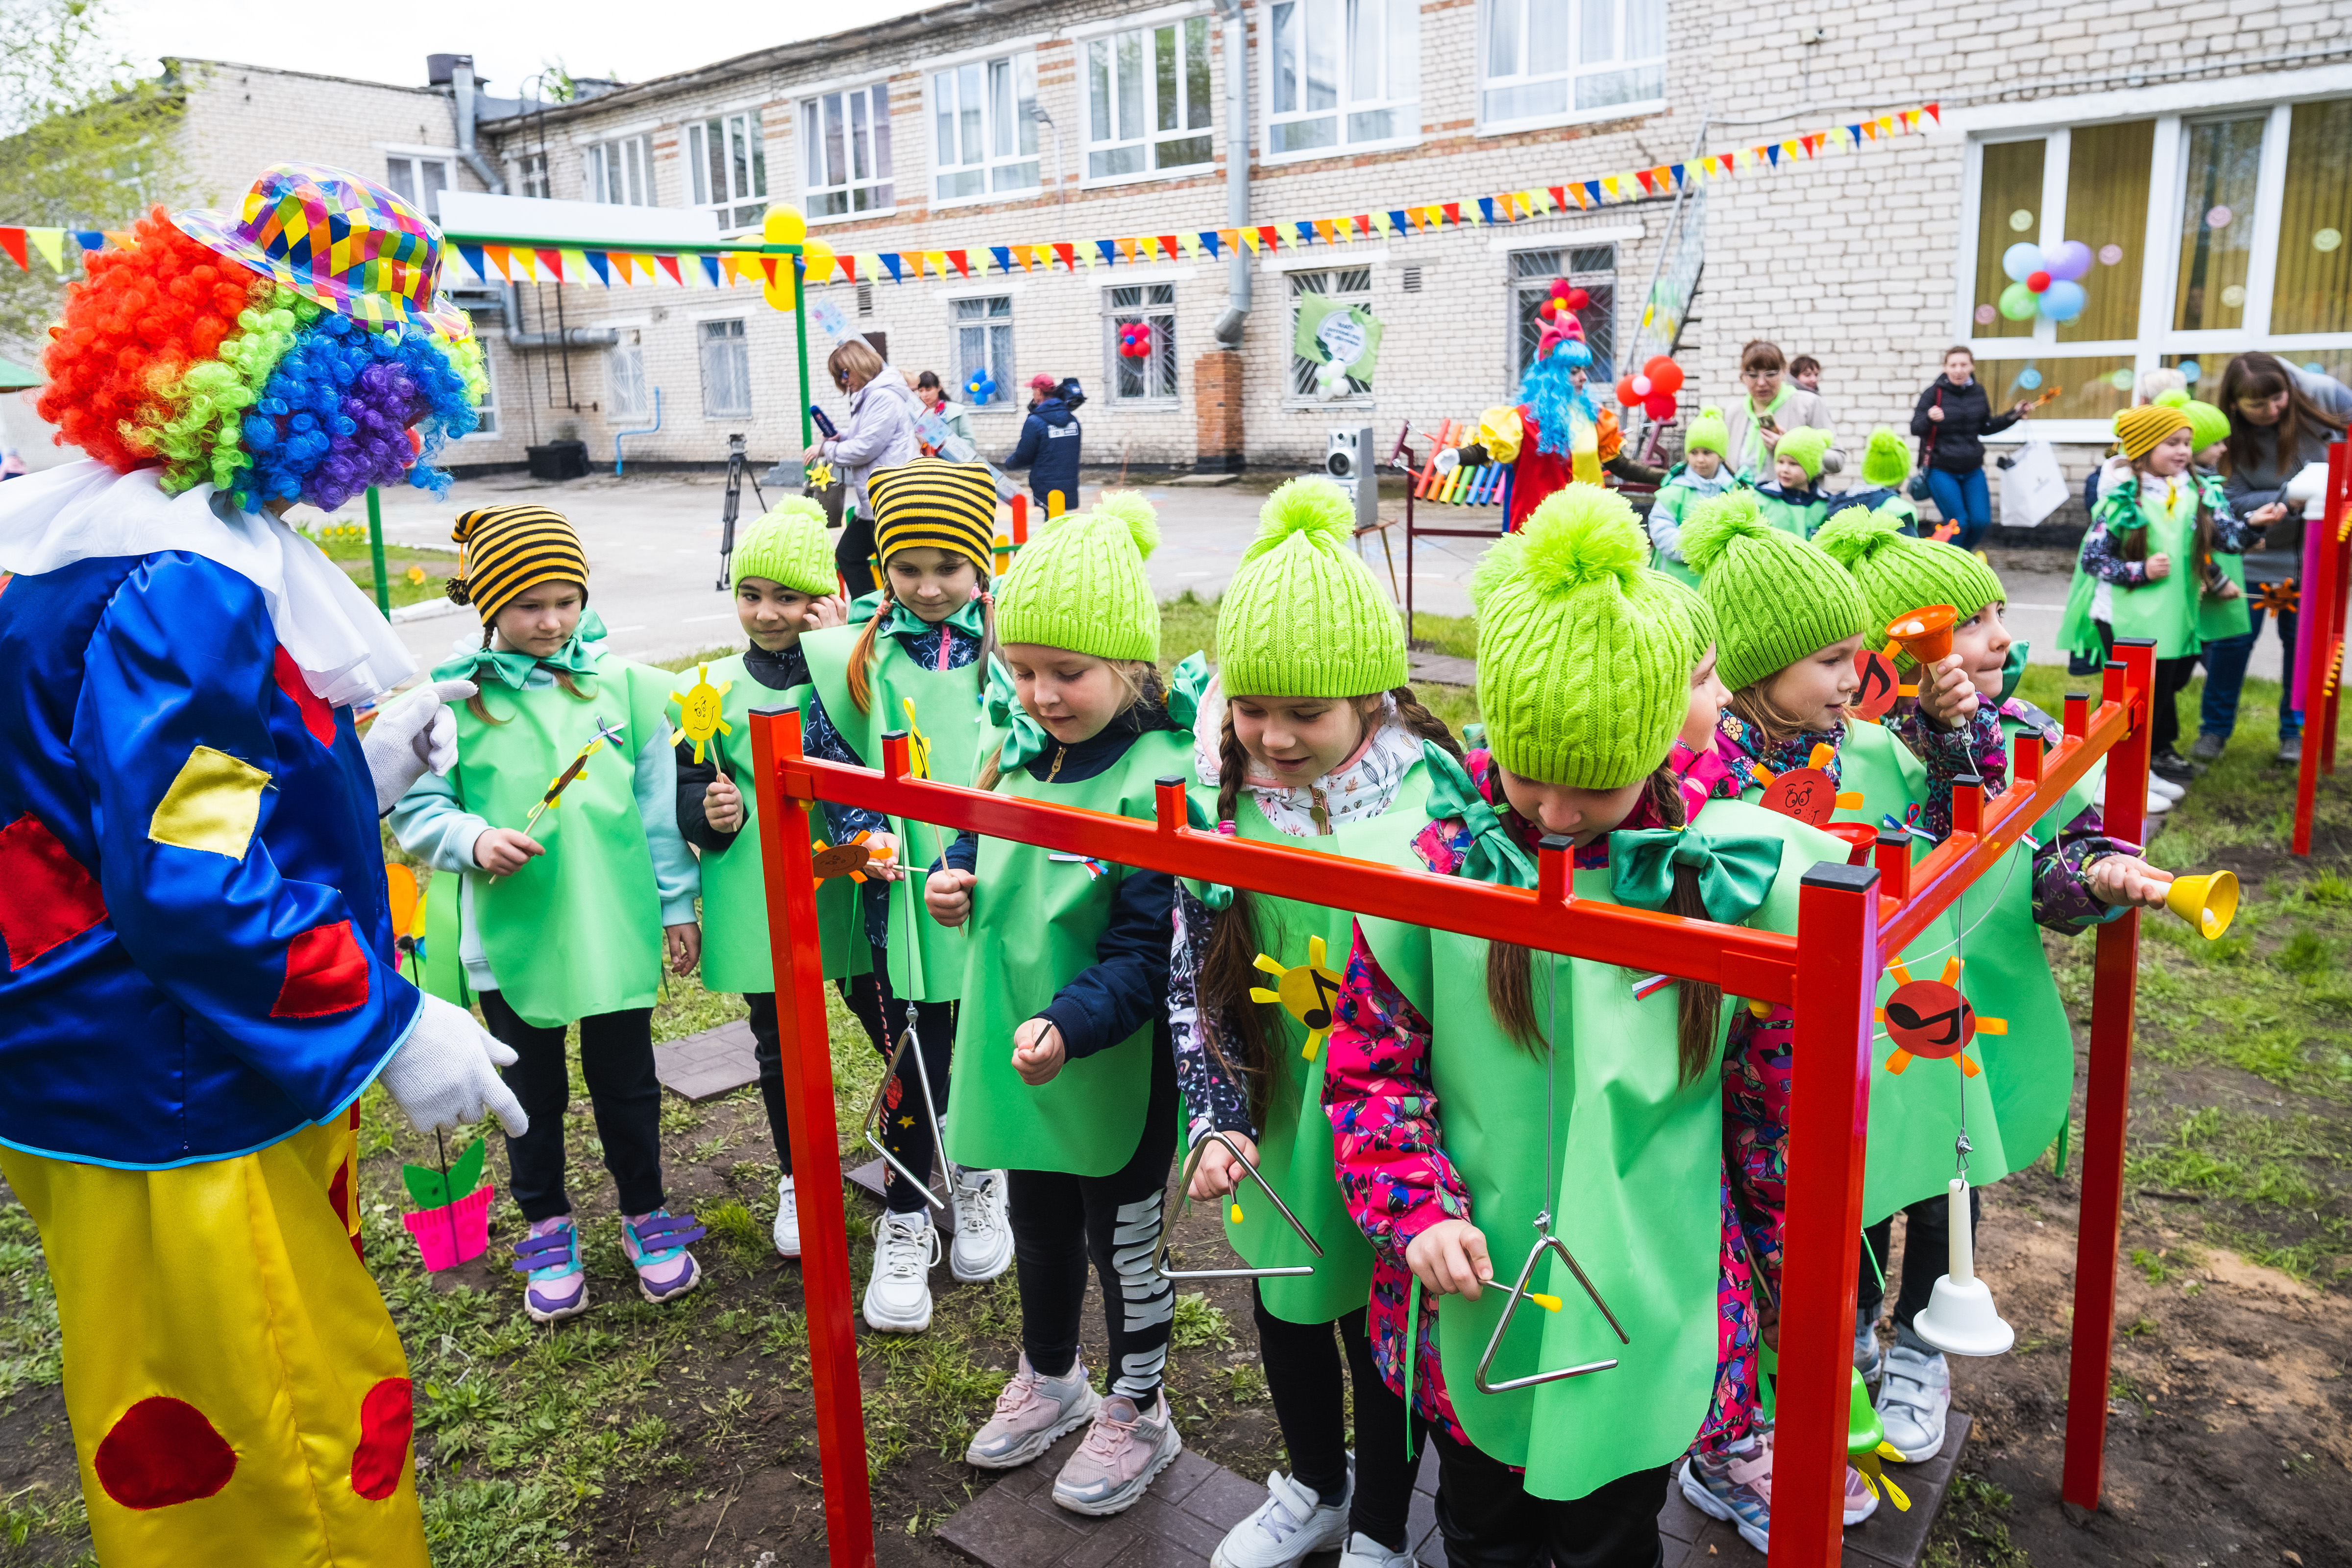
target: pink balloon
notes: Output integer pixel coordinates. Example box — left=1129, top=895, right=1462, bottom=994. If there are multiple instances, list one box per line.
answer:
left=1630, top=374, right=1653, bottom=396
left=2046, top=240, right=2093, bottom=282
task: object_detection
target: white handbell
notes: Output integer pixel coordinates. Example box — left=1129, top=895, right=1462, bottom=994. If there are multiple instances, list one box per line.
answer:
left=1912, top=1176, right=2015, bottom=1357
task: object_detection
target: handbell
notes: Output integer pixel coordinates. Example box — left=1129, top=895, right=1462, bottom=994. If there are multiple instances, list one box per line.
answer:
left=2163, top=870, right=2239, bottom=940
left=1912, top=1177, right=2014, bottom=1358
left=1885, top=604, right=1960, bottom=667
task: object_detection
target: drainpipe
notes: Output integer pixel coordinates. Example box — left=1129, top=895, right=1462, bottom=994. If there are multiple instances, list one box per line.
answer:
left=448, top=57, right=531, bottom=340
left=613, top=388, right=663, bottom=476
left=1211, top=0, right=1250, bottom=347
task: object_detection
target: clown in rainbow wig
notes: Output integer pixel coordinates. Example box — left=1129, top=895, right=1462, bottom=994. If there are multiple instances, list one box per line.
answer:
left=0, top=165, right=526, bottom=1568
left=1470, top=278, right=1664, bottom=532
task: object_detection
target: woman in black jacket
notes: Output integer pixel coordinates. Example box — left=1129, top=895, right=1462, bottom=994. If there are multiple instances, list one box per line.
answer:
left=1911, top=346, right=2034, bottom=551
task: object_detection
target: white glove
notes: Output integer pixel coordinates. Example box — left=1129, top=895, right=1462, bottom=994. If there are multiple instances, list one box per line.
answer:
left=363, top=678, right=478, bottom=815
left=379, top=992, right=529, bottom=1137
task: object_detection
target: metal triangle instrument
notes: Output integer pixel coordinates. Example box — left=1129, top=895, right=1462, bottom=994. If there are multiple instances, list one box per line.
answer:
left=858, top=1002, right=954, bottom=1211
left=1153, top=1128, right=1325, bottom=1281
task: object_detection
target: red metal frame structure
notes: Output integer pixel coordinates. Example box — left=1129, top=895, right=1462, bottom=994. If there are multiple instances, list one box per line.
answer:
left=2290, top=441, right=2348, bottom=856
left=747, top=641, right=2157, bottom=1568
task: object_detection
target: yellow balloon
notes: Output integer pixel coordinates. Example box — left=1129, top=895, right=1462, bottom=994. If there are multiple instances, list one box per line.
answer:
left=763, top=208, right=807, bottom=247
left=802, top=239, right=835, bottom=282
left=764, top=265, right=797, bottom=313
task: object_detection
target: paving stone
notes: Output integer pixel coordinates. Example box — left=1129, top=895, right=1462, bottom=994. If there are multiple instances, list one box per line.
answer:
left=1405, top=650, right=1478, bottom=687
left=1170, top=1461, right=1263, bottom=1528
left=651, top=1020, right=759, bottom=1100
left=843, top=1157, right=948, bottom=1232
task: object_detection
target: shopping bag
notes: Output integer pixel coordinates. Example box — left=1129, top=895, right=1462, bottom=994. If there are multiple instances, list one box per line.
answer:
left=1997, top=440, right=2069, bottom=529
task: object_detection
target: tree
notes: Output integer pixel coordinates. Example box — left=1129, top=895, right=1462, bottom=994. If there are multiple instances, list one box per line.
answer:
left=0, top=0, right=185, bottom=351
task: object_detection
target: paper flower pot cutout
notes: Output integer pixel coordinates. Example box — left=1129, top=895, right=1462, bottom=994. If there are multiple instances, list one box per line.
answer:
left=401, top=1139, right=493, bottom=1271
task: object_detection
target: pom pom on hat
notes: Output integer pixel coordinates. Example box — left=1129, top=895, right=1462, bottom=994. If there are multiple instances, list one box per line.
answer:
left=1815, top=504, right=2006, bottom=655
left=1218, top=477, right=1406, bottom=697
left=1246, top=475, right=1355, bottom=557
left=1860, top=427, right=1913, bottom=489
left=1682, top=405, right=1731, bottom=459
left=2113, top=402, right=2192, bottom=461
left=2155, top=390, right=2232, bottom=454
left=1677, top=489, right=1772, bottom=578
left=1680, top=490, right=1869, bottom=693
left=1086, top=488, right=1162, bottom=562
left=1774, top=426, right=1834, bottom=480
left=1811, top=504, right=1904, bottom=569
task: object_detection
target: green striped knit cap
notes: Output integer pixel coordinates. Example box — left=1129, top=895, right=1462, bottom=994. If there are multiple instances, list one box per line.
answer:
left=730, top=497, right=839, bottom=595
left=1861, top=427, right=1912, bottom=488
left=1216, top=477, right=1406, bottom=697
left=1470, top=484, right=1697, bottom=789
left=1814, top=505, right=2006, bottom=660
left=1681, top=489, right=1869, bottom=692
left=994, top=489, right=1161, bottom=662
left=1645, top=567, right=1719, bottom=668
left=1775, top=426, right=1834, bottom=480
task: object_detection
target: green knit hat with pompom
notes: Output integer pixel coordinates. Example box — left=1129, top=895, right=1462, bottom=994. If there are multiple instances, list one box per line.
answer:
left=1860, top=427, right=1913, bottom=489
left=1217, top=477, right=1406, bottom=697
left=1774, top=426, right=1834, bottom=480
left=1814, top=504, right=2006, bottom=660
left=994, top=488, right=1161, bottom=662
left=730, top=497, right=839, bottom=596
left=1683, top=405, right=1731, bottom=459
left=1645, top=567, right=1718, bottom=669
left=1682, top=489, right=1870, bottom=692
left=2156, top=390, right=2232, bottom=454
left=1470, top=484, right=1699, bottom=789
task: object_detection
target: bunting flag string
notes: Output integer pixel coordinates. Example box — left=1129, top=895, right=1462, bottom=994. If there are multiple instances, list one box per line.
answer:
left=0, top=103, right=1936, bottom=291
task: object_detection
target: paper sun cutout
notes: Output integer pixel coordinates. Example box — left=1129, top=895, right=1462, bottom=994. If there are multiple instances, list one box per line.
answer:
left=1876, top=956, right=2009, bottom=1077
left=1249, top=933, right=1344, bottom=1060
left=669, top=663, right=734, bottom=765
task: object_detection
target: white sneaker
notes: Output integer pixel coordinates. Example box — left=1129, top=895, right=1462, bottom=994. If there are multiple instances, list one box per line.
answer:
left=1876, top=1327, right=1952, bottom=1462
left=2149, top=772, right=2186, bottom=801
left=1338, top=1533, right=1416, bottom=1568
left=862, top=1210, right=939, bottom=1333
left=950, top=1168, right=1014, bottom=1283
left=1210, top=1470, right=1349, bottom=1568
left=2145, top=785, right=2174, bottom=814
left=773, top=1175, right=800, bottom=1258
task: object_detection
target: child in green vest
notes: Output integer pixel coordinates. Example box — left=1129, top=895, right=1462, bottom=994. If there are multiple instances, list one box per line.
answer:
left=390, top=505, right=706, bottom=1323
left=1322, top=484, right=1849, bottom=1566
left=2164, top=391, right=2287, bottom=762
left=1752, top=426, right=1835, bottom=538
left=1169, top=478, right=1463, bottom=1568
left=1646, top=405, right=1740, bottom=587
left=796, top=459, right=1014, bottom=1334
left=922, top=495, right=1200, bottom=1519
left=670, top=498, right=867, bottom=1262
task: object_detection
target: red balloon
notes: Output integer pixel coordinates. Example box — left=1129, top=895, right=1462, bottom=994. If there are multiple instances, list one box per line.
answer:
left=1563, top=287, right=1590, bottom=311
left=1643, top=356, right=1684, bottom=396
left=1615, top=376, right=1642, bottom=408
left=2027, top=270, right=2051, bottom=292
left=1643, top=391, right=1679, bottom=422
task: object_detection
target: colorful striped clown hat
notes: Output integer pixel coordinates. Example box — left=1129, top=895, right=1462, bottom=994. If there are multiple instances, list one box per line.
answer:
left=173, top=164, right=469, bottom=339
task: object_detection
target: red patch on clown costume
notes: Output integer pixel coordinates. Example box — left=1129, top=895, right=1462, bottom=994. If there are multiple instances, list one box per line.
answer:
left=270, top=921, right=371, bottom=1018
left=95, top=1396, right=237, bottom=1509
left=350, top=1378, right=414, bottom=1500
left=0, top=813, right=110, bottom=971
left=272, top=646, right=337, bottom=748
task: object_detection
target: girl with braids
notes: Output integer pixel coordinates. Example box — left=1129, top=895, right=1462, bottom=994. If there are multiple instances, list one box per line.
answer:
left=1321, top=485, right=1850, bottom=1566
left=1163, top=479, right=1461, bottom=1568
left=923, top=496, right=1201, bottom=1519
left=796, top=458, right=1015, bottom=1335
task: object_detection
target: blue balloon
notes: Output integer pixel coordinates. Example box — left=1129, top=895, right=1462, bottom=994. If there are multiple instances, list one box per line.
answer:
left=965, top=367, right=997, bottom=404
left=2037, top=279, right=2088, bottom=322
left=2180, top=360, right=2202, bottom=384
left=2002, top=242, right=2045, bottom=283
left=2016, top=367, right=2043, bottom=390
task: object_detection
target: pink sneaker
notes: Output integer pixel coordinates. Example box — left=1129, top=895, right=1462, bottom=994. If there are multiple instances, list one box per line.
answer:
left=621, top=1209, right=705, bottom=1304
left=965, top=1355, right=1101, bottom=1470
left=1051, top=1389, right=1181, bottom=1517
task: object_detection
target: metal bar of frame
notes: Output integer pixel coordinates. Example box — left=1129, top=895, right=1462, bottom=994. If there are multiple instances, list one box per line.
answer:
left=1154, top=1128, right=1325, bottom=1282
left=2291, top=441, right=2347, bottom=855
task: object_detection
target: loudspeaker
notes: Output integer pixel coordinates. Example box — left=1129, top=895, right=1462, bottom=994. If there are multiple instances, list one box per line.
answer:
left=1325, top=426, right=1375, bottom=480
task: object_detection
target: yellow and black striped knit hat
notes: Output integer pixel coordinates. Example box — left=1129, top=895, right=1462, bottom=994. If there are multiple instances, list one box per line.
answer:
left=445, top=504, right=590, bottom=622
left=867, top=459, right=996, bottom=575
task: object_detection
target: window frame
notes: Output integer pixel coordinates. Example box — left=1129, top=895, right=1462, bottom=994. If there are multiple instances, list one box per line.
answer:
left=1475, top=0, right=1667, bottom=137
left=927, top=51, right=1043, bottom=207
left=1079, top=15, right=1216, bottom=188
left=687, top=112, right=770, bottom=234
left=1260, top=0, right=1421, bottom=164
left=1951, top=93, right=2352, bottom=445
left=698, top=316, right=753, bottom=420
left=1102, top=282, right=1179, bottom=405
left=1283, top=265, right=1376, bottom=408
left=463, top=340, right=499, bottom=438
left=950, top=294, right=1018, bottom=413
left=383, top=152, right=454, bottom=221
left=800, top=83, right=896, bottom=224
left=607, top=325, right=651, bottom=420
left=1508, top=243, right=1618, bottom=387
left=585, top=134, right=656, bottom=207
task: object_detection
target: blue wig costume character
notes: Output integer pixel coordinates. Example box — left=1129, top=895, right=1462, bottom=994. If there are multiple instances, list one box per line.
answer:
left=1475, top=279, right=1657, bottom=531
left=0, top=165, right=527, bottom=1568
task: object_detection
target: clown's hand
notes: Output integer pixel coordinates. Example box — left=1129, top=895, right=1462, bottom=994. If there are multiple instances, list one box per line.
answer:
left=365, top=679, right=478, bottom=815
left=380, top=993, right=529, bottom=1136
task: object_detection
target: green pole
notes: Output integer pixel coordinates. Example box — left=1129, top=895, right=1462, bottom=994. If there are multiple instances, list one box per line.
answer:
left=793, top=254, right=812, bottom=467
left=365, top=485, right=391, bottom=618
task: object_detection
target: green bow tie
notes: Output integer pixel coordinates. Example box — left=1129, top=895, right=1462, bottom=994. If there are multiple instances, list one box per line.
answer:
left=1166, top=650, right=1209, bottom=732
left=1608, top=827, right=1782, bottom=928
left=2097, top=479, right=2151, bottom=532
left=433, top=608, right=609, bottom=689
left=850, top=591, right=989, bottom=643
left=1997, top=639, right=2031, bottom=705
left=1421, top=741, right=1538, bottom=890
left=982, top=657, right=1055, bottom=773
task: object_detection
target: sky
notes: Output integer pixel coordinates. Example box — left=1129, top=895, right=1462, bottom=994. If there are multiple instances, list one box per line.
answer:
left=103, top=0, right=942, bottom=98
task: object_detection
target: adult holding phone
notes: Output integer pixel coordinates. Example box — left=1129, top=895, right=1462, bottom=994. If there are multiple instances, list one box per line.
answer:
left=1720, top=340, right=1842, bottom=485
left=1910, top=345, right=2034, bottom=553
left=805, top=337, right=920, bottom=597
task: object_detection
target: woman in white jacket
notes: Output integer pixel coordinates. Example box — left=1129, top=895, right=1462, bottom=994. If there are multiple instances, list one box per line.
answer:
left=806, top=336, right=921, bottom=595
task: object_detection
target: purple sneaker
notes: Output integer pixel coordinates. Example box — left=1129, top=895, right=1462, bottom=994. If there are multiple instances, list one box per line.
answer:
left=512, top=1217, right=588, bottom=1323
left=622, top=1209, right=706, bottom=1304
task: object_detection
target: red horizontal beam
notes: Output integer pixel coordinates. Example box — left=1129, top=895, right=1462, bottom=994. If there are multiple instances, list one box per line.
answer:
left=766, top=717, right=1807, bottom=1004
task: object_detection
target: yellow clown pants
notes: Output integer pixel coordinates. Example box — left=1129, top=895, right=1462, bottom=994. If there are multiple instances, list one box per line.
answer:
left=0, top=1111, right=428, bottom=1568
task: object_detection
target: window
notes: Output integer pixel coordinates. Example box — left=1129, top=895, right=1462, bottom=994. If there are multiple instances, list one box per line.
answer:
left=1288, top=268, right=1372, bottom=399
left=953, top=296, right=1015, bottom=408
left=1105, top=284, right=1177, bottom=402
left=608, top=328, right=649, bottom=419
left=383, top=154, right=451, bottom=220
left=2274, top=99, right=2352, bottom=337
left=1511, top=245, right=1616, bottom=382
left=466, top=345, right=499, bottom=437
left=587, top=136, right=654, bottom=207
left=1267, top=0, right=1418, bottom=156
left=802, top=85, right=894, bottom=219
left=932, top=54, right=1040, bottom=201
left=688, top=113, right=768, bottom=230
left=1085, top=19, right=1212, bottom=180
left=1481, top=0, right=1664, bottom=129
left=517, top=150, right=551, bottom=200
left=700, top=318, right=751, bottom=418
left=1968, top=138, right=2045, bottom=344
left=2059, top=120, right=2153, bottom=343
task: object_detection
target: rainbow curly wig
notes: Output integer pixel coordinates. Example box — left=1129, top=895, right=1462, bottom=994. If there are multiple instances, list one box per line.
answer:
left=38, top=206, right=485, bottom=514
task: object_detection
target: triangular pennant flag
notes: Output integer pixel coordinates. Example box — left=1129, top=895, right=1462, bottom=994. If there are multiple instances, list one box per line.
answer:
left=1113, top=236, right=1136, bottom=264
left=1156, top=233, right=1181, bottom=259
left=509, top=247, right=538, bottom=281
left=1179, top=232, right=1203, bottom=260
left=1239, top=227, right=1264, bottom=254
left=1765, top=143, right=1782, bottom=167
left=27, top=229, right=64, bottom=272
left=1877, top=116, right=1895, bottom=137
left=719, top=254, right=738, bottom=286
left=1139, top=235, right=1161, bottom=261
left=1923, top=102, right=1941, bottom=123
left=0, top=228, right=26, bottom=271
left=989, top=245, right=1012, bottom=273
left=1547, top=185, right=1567, bottom=211
left=1373, top=212, right=1395, bottom=237
left=1386, top=209, right=1408, bottom=234
left=656, top=253, right=683, bottom=285
left=561, top=247, right=589, bottom=281
left=1052, top=242, right=1076, bottom=271
left=1351, top=214, right=1372, bottom=238
left=585, top=250, right=611, bottom=286
left=699, top=254, right=720, bottom=286
left=458, top=242, right=488, bottom=281
left=881, top=252, right=904, bottom=282
left=1290, top=220, right=1312, bottom=246
left=1089, top=238, right=1112, bottom=267
left=838, top=254, right=859, bottom=283
left=1849, top=122, right=1865, bottom=146
left=533, top=248, right=563, bottom=283
left=482, top=243, right=512, bottom=281
left=1583, top=181, right=1603, bottom=207
left=71, top=229, right=104, bottom=254
left=946, top=249, right=970, bottom=277
left=1601, top=176, right=1621, bottom=200
left=921, top=250, right=946, bottom=277
left=1862, top=120, right=1879, bottom=141
left=1634, top=170, right=1656, bottom=196
left=1475, top=196, right=1497, bottom=225
left=1403, top=207, right=1425, bottom=232
left=1441, top=202, right=1461, bottom=226
left=1250, top=224, right=1275, bottom=252
left=606, top=251, right=633, bottom=282
left=1669, top=163, right=1686, bottom=189
left=1198, top=230, right=1220, bottom=259
left=1564, top=184, right=1587, bottom=210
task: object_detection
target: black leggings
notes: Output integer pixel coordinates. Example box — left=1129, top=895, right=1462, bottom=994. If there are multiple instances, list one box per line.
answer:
left=834, top=505, right=878, bottom=598
left=1430, top=1430, right=1667, bottom=1568
left=2088, top=621, right=2197, bottom=758
left=1007, top=1036, right=1178, bottom=1401
left=1252, top=1288, right=1419, bottom=1550
left=745, top=968, right=887, bottom=1176
left=482, top=992, right=663, bottom=1224
left=1860, top=1187, right=1982, bottom=1330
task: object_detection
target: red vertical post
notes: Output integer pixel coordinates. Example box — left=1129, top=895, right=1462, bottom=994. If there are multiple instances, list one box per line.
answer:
left=748, top=707, right=877, bottom=1568
left=2321, top=441, right=2348, bottom=780
left=1768, top=861, right=1882, bottom=1568
left=2061, top=641, right=2154, bottom=1514
left=2292, top=456, right=2337, bottom=852
left=1011, top=490, right=1029, bottom=545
